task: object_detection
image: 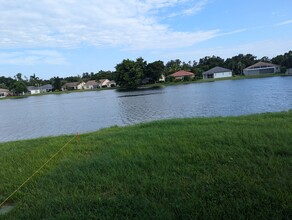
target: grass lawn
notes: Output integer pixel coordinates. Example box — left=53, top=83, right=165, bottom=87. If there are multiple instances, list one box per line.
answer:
left=0, top=111, right=292, bottom=219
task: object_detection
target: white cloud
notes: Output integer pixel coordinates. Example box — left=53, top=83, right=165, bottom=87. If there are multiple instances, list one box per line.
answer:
left=0, top=50, right=68, bottom=65
left=275, top=19, right=292, bottom=26
left=0, top=0, right=215, bottom=50
left=169, top=0, right=209, bottom=17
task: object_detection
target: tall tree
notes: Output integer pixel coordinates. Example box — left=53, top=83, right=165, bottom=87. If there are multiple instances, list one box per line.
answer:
left=11, top=81, right=27, bottom=95
left=145, top=60, right=165, bottom=82
left=115, top=58, right=144, bottom=89
left=52, top=76, right=62, bottom=91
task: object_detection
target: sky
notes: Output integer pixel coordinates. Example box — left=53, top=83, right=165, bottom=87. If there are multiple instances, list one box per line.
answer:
left=0, top=0, right=292, bottom=79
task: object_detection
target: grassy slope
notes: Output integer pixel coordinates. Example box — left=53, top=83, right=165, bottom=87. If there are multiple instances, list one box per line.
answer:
left=0, top=112, right=292, bottom=219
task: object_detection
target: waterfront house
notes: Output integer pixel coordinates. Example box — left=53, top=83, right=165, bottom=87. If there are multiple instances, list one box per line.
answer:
left=169, top=70, right=195, bottom=81
left=243, top=62, right=280, bottom=75
left=0, top=88, right=10, bottom=98
left=159, top=74, right=166, bottom=82
left=27, top=86, right=41, bottom=94
left=62, top=82, right=85, bottom=90
left=203, top=66, right=232, bottom=79
left=84, top=80, right=98, bottom=90
left=286, top=68, right=292, bottom=75
left=98, top=79, right=116, bottom=88
left=40, top=84, right=53, bottom=92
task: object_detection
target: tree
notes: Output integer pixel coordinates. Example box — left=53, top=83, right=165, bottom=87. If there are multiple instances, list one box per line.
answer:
left=115, top=58, right=144, bottom=89
left=198, top=56, right=225, bottom=71
left=145, top=60, right=165, bottom=82
left=11, top=81, right=27, bottom=95
left=29, top=73, right=40, bottom=86
left=15, top=73, right=23, bottom=81
left=52, top=76, right=62, bottom=91
left=224, top=54, right=257, bottom=75
left=165, top=59, right=182, bottom=75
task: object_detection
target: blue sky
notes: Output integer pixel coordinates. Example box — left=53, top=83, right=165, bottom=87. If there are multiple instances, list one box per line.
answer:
left=0, top=0, right=292, bottom=79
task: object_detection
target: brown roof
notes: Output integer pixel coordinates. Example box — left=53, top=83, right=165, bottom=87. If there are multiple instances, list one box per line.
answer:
left=244, top=62, right=279, bottom=70
left=99, top=79, right=109, bottom=84
left=85, top=80, right=97, bottom=86
left=62, top=82, right=79, bottom=88
left=170, top=70, right=195, bottom=77
left=0, top=88, right=9, bottom=92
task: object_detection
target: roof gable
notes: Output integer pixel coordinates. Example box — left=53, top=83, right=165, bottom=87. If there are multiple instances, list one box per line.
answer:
left=170, top=70, right=195, bottom=77
left=203, top=66, right=232, bottom=75
left=244, top=62, right=279, bottom=70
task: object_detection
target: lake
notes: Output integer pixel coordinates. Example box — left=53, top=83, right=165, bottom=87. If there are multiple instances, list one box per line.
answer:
left=1, top=76, right=292, bottom=142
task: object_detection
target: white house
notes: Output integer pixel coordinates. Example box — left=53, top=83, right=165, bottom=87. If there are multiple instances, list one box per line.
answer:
left=0, top=88, right=10, bottom=98
left=39, top=84, right=53, bottom=93
left=286, top=68, right=292, bottom=75
left=77, top=82, right=85, bottom=90
left=243, top=62, right=280, bottom=75
left=84, top=80, right=98, bottom=90
left=158, top=74, right=165, bottom=82
left=27, top=86, right=41, bottom=94
left=203, top=66, right=232, bottom=79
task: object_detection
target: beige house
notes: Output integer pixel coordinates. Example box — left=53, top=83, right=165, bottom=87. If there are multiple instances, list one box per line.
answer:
left=84, top=80, right=98, bottom=90
left=0, top=88, right=10, bottom=98
left=98, top=79, right=116, bottom=88
left=243, top=62, right=280, bottom=75
left=62, top=82, right=85, bottom=90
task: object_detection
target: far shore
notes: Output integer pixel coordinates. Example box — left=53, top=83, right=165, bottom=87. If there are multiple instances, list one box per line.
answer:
left=1, top=73, right=290, bottom=101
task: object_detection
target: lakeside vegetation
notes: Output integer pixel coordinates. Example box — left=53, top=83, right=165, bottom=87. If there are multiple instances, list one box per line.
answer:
left=1, top=111, right=291, bottom=219
left=1, top=51, right=292, bottom=93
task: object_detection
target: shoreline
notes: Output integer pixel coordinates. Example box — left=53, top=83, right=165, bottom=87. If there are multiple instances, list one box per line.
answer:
left=1, top=73, right=289, bottom=101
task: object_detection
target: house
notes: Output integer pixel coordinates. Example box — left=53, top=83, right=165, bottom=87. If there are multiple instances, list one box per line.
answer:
left=98, top=79, right=116, bottom=88
left=159, top=74, right=165, bottom=82
left=243, top=62, right=280, bottom=75
left=169, top=70, right=195, bottom=81
left=286, top=68, right=292, bottom=75
left=39, top=84, right=53, bottom=93
left=84, top=80, right=98, bottom=90
left=203, top=66, right=232, bottom=79
left=27, top=86, right=41, bottom=94
left=62, top=82, right=82, bottom=90
left=77, top=82, right=85, bottom=90
left=0, top=88, right=10, bottom=98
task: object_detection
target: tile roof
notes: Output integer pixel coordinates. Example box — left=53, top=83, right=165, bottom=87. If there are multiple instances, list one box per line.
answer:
left=244, top=62, right=279, bottom=70
left=0, top=88, right=9, bottom=92
left=170, top=70, right=195, bottom=77
left=203, top=66, right=232, bottom=75
left=85, top=80, right=97, bottom=86
left=62, top=82, right=79, bottom=87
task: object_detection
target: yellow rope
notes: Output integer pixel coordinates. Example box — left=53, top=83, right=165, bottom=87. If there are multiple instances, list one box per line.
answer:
left=0, top=135, right=77, bottom=208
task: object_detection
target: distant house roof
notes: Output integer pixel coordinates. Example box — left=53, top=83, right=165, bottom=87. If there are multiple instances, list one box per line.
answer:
left=203, top=66, right=232, bottom=75
left=62, top=82, right=79, bottom=88
left=0, top=88, right=9, bottom=92
left=170, top=70, right=195, bottom=77
left=85, top=80, right=97, bottom=86
left=27, top=86, right=40, bottom=91
left=99, top=79, right=109, bottom=84
left=244, top=62, right=279, bottom=70
left=40, top=84, right=53, bottom=90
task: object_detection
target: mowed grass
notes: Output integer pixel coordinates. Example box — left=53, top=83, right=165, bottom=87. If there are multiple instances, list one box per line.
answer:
left=0, top=112, right=292, bottom=219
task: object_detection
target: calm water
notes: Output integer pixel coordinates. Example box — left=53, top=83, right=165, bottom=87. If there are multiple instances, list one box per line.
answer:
left=1, top=76, right=292, bottom=142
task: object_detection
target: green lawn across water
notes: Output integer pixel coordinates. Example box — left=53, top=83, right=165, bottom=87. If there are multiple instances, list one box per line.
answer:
left=0, top=111, right=291, bottom=219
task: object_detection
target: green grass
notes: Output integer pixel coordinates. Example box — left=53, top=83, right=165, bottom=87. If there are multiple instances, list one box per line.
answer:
left=0, top=112, right=292, bottom=219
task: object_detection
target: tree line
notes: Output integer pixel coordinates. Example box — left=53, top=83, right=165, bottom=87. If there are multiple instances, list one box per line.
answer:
left=1, top=51, right=291, bottom=92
